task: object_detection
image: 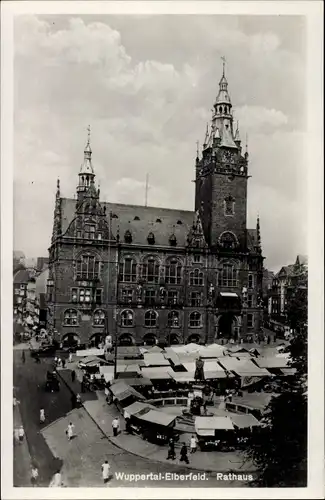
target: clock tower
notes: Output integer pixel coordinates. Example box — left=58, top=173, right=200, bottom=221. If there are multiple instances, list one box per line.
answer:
left=195, top=63, right=249, bottom=250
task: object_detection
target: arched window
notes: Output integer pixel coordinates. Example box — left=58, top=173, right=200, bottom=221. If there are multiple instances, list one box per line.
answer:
left=76, top=254, right=100, bottom=280
left=142, top=257, right=160, bottom=283
left=218, top=263, right=238, bottom=287
left=189, top=268, right=204, bottom=286
left=119, top=257, right=137, bottom=282
left=145, top=310, right=158, bottom=327
left=168, top=311, right=179, bottom=328
left=165, top=258, right=182, bottom=284
left=93, top=309, right=105, bottom=326
left=218, top=231, right=238, bottom=250
left=64, top=309, right=78, bottom=326
left=121, top=309, right=134, bottom=327
left=124, top=230, right=132, bottom=244
left=147, top=232, right=155, bottom=245
left=189, top=311, right=202, bottom=328
left=224, top=196, right=235, bottom=216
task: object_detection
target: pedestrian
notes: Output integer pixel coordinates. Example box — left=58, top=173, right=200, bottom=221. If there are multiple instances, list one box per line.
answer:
left=21, top=351, right=26, bottom=363
left=101, top=460, right=111, bottom=484
left=62, top=358, right=66, bottom=369
left=18, top=425, right=25, bottom=444
left=66, top=422, right=75, bottom=441
left=180, top=443, right=189, bottom=464
left=54, top=357, right=58, bottom=366
left=202, top=400, right=207, bottom=415
left=166, top=437, right=176, bottom=460
left=49, top=470, right=63, bottom=487
left=30, top=465, right=39, bottom=487
left=112, top=417, right=120, bottom=437
left=267, top=335, right=271, bottom=345
left=68, top=352, right=73, bottom=363
left=190, top=434, right=198, bottom=453
left=40, top=408, right=45, bottom=424
left=35, top=353, right=40, bottom=364
left=57, top=357, right=62, bottom=367
left=76, top=393, right=81, bottom=406
left=71, top=370, right=76, bottom=383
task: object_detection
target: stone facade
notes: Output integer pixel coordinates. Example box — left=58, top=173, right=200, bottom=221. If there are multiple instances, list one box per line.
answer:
left=47, top=68, right=264, bottom=348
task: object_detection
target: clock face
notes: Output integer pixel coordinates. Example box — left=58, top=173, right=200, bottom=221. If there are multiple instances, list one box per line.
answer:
left=222, top=149, right=235, bottom=163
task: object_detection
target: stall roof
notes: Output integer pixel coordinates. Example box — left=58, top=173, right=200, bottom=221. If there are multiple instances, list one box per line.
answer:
left=204, top=370, right=228, bottom=380
left=118, top=377, right=152, bottom=386
left=218, top=358, right=270, bottom=376
left=280, top=367, right=297, bottom=375
left=99, top=365, right=114, bottom=374
left=256, top=357, right=289, bottom=369
left=141, top=367, right=173, bottom=380
left=138, top=409, right=176, bottom=427
left=143, top=353, right=171, bottom=367
left=230, top=414, right=261, bottom=429
left=230, top=393, right=275, bottom=411
left=110, top=381, right=145, bottom=401
left=76, top=348, right=105, bottom=357
left=195, top=416, right=234, bottom=431
left=220, top=292, right=238, bottom=298
left=163, top=348, right=183, bottom=366
left=123, top=401, right=156, bottom=416
left=169, top=371, right=195, bottom=382
left=78, top=355, right=107, bottom=366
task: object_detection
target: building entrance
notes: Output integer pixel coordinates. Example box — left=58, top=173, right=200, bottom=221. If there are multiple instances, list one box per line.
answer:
left=218, top=313, right=239, bottom=340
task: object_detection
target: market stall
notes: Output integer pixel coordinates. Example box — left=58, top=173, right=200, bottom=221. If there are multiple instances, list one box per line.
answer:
left=195, top=416, right=235, bottom=450
left=137, top=409, right=179, bottom=445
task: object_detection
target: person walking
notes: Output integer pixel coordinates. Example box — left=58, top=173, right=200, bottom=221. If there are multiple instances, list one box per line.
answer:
left=180, top=443, right=189, bottom=464
left=18, top=425, right=25, bottom=444
left=40, top=408, right=45, bottom=424
left=30, top=465, right=39, bottom=487
left=71, top=370, right=76, bottom=383
left=101, top=460, right=111, bottom=484
left=66, top=422, right=75, bottom=441
left=68, top=352, right=73, bottom=363
left=112, top=417, right=119, bottom=437
left=166, top=437, right=176, bottom=460
left=190, top=435, right=198, bottom=454
left=76, top=393, right=81, bottom=407
left=49, top=470, right=63, bottom=487
left=57, top=357, right=62, bottom=367
left=21, top=351, right=26, bottom=363
left=62, top=358, right=66, bottom=369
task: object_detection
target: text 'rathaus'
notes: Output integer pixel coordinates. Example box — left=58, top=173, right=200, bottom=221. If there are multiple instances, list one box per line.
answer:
left=47, top=65, right=264, bottom=348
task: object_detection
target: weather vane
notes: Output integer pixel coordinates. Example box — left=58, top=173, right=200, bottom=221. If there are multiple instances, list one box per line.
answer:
left=221, top=55, right=226, bottom=75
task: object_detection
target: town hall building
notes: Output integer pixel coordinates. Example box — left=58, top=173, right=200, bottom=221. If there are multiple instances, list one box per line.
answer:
left=46, top=66, right=264, bottom=348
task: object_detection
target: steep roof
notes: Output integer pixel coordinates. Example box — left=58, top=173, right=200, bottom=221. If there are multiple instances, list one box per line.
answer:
left=13, top=269, right=31, bottom=284
left=60, top=198, right=195, bottom=248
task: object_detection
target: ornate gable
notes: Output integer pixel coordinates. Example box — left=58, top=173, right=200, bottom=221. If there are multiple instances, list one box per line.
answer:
left=186, top=210, right=207, bottom=248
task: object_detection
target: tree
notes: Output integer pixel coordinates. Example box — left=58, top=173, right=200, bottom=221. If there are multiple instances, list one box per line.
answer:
left=246, top=263, right=308, bottom=487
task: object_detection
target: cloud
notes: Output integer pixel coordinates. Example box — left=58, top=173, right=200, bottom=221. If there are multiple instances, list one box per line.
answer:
left=13, top=15, right=306, bottom=271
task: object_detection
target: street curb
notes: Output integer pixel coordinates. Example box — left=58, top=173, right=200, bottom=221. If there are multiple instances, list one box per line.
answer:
left=56, top=370, right=256, bottom=475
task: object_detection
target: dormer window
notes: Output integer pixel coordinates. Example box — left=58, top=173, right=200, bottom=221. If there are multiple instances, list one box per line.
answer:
left=176, top=220, right=183, bottom=225
left=134, top=216, right=140, bottom=221
left=169, top=234, right=177, bottom=247
left=124, top=230, right=132, bottom=244
left=156, top=218, right=162, bottom=223
left=147, top=232, right=155, bottom=245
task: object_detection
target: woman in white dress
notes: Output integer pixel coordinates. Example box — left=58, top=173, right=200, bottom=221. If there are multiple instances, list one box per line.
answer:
left=66, top=422, right=75, bottom=441
left=101, top=460, right=110, bottom=484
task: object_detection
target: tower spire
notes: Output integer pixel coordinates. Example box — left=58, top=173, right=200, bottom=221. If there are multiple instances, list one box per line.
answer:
left=256, top=214, right=261, bottom=250
left=77, top=126, right=96, bottom=199
left=221, top=55, right=226, bottom=77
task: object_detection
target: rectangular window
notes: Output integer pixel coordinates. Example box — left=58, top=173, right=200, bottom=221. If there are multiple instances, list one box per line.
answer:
left=167, top=290, right=178, bottom=306
left=121, top=289, right=133, bottom=303
left=79, top=289, right=85, bottom=302
left=77, top=231, right=82, bottom=238
left=193, top=255, right=201, bottom=263
left=85, top=224, right=96, bottom=239
left=95, top=289, right=102, bottom=304
left=190, top=291, right=202, bottom=307
left=247, top=313, right=254, bottom=328
left=85, top=289, right=91, bottom=302
left=71, top=288, right=78, bottom=302
left=97, top=233, right=102, bottom=240
left=119, top=258, right=137, bottom=282
left=248, top=274, right=254, bottom=289
left=17, top=297, right=22, bottom=304
left=14, top=288, right=20, bottom=295
left=145, top=289, right=156, bottom=306
left=247, top=294, right=253, bottom=308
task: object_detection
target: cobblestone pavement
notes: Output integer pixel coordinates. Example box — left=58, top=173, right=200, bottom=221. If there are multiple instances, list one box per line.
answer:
left=42, top=407, right=250, bottom=488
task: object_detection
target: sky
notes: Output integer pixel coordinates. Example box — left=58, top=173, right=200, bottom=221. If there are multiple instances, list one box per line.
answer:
left=13, top=14, right=307, bottom=272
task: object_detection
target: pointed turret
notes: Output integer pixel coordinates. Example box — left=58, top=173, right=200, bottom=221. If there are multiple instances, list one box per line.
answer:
left=256, top=214, right=262, bottom=252
left=52, top=177, right=62, bottom=242
left=77, top=126, right=96, bottom=200
left=203, top=123, right=209, bottom=149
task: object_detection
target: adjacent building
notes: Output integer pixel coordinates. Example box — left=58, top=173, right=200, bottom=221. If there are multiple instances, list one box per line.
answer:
left=267, top=255, right=308, bottom=327
left=46, top=66, right=264, bottom=348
